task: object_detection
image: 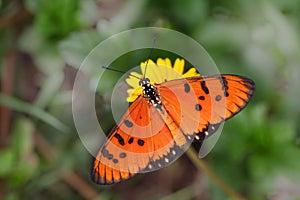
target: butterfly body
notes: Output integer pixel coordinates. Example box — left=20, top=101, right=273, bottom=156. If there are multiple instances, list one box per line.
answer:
left=92, top=73, right=255, bottom=185
left=140, top=78, right=161, bottom=106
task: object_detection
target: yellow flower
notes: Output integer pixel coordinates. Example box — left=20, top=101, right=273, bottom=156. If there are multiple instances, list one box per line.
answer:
left=125, top=58, right=200, bottom=102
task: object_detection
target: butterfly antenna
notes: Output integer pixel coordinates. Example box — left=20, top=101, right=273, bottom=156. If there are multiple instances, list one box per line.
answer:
left=143, top=37, right=157, bottom=78
left=102, top=66, right=140, bottom=80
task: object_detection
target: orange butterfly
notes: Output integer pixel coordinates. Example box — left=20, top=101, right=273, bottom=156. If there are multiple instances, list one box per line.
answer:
left=91, top=58, right=255, bottom=185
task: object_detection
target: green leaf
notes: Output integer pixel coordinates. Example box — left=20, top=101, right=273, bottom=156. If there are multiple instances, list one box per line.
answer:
left=0, top=149, right=15, bottom=177
left=32, top=0, right=81, bottom=40
left=34, top=71, right=65, bottom=108
left=0, top=94, right=69, bottom=132
left=96, top=0, right=148, bottom=35
left=11, top=117, right=35, bottom=159
left=8, top=156, right=39, bottom=187
left=3, top=192, right=18, bottom=200
left=59, top=30, right=103, bottom=68
left=171, top=0, right=208, bottom=28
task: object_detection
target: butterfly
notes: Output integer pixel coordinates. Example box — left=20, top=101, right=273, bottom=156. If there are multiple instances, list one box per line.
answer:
left=91, top=58, right=255, bottom=185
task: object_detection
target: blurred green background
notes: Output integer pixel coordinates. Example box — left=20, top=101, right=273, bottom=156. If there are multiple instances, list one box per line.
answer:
left=1, top=0, right=300, bottom=199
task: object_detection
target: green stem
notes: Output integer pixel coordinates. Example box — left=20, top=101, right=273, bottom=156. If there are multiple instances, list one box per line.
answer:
left=186, top=147, right=245, bottom=200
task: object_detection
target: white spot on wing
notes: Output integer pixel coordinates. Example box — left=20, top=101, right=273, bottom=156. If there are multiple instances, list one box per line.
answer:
left=172, top=150, right=176, bottom=155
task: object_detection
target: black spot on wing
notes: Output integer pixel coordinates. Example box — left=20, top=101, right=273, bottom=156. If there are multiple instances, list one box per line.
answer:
left=201, top=80, right=209, bottom=94
left=184, top=82, right=190, bottom=93
left=137, top=139, right=145, bottom=146
left=101, top=147, right=113, bottom=160
left=124, top=120, right=133, bottom=128
left=119, top=152, right=127, bottom=158
left=215, top=95, right=222, bottom=101
left=219, top=77, right=229, bottom=97
left=114, top=133, right=125, bottom=146
left=128, top=137, right=134, bottom=144
left=195, top=104, right=202, bottom=111
left=199, top=96, right=205, bottom=100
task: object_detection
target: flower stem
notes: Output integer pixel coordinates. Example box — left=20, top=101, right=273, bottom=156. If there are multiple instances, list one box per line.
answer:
left=185, top=147, right=245, bottom=200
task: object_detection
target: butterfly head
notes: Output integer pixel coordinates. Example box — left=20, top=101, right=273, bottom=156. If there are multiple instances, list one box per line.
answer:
left=139, top=78, right=161, bottom=106
left=139, top=78, right=151, bottom=86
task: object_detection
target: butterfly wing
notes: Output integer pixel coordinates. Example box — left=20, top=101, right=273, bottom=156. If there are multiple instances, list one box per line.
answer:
left=158, top=74, right=255, bottom=140
left=91, top=95, right=193, bottom=185
left=92, top=74, right=255, bottom=185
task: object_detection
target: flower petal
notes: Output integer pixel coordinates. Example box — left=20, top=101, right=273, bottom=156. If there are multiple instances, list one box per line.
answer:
left=165, top=58, right=172, bottom=68
left=183, top=67, right=200, bottom=78
left=173, top=58, right=184, bottom=74
left=126, top=57, right=200, bottom=102
left=141, top=59, right=155, bottom=75
left=156, top=58, right=168, bottom=82
left=157, top=58, right=166, bottom=66
left=127, top=87, right=142, bottom=102
left=125, top=72, right=142, bottom=88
